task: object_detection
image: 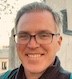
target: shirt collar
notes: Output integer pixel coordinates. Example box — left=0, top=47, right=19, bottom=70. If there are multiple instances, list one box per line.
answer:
left=39, top=56, right=61, bottom=79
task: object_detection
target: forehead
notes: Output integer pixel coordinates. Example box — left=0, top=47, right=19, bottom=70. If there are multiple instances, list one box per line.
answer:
left=17, top=11, right=57, bottom=33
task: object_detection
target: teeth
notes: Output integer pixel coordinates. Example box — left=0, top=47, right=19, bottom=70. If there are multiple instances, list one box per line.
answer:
left=28, top=54, right=41, bottom=58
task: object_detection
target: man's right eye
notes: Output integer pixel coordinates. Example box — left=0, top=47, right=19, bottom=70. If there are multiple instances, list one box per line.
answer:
left=18, top=34, right=29, bottom=40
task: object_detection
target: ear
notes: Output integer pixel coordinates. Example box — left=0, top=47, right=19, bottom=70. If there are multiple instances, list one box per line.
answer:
left=57, top=36, right=62, bottom=46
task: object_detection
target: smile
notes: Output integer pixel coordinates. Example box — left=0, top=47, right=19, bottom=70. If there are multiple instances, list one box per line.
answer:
left=25, top=53, right=44, bottom=58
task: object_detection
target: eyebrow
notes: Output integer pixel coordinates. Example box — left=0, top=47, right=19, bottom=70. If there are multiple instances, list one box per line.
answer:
left=18, top=31, right=29, bottom=34
left=38, top=30, right=53, bottom=33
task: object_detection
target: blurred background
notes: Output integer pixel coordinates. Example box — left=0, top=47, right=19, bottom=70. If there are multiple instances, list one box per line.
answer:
left=0, top=0, right=72, bottom=74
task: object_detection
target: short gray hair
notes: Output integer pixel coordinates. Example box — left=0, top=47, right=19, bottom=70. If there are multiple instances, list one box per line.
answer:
left=15, top=2, right=62, bottom=33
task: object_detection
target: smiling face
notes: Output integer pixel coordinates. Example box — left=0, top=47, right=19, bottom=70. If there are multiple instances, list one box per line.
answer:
left=16, top=11, right=62, bottom=74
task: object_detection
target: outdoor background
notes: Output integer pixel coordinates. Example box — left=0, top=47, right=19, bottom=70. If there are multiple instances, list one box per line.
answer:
left=0, top=0, right=72, bottom=74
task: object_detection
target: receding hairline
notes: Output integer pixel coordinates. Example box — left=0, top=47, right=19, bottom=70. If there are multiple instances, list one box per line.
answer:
left=15, top=2, right=54, bottom=25
left=15, top=2, right=62, bottom=33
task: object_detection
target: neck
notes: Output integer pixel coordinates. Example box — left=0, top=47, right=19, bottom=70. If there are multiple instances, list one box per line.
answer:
left=24, top=60, right=55, bottom=79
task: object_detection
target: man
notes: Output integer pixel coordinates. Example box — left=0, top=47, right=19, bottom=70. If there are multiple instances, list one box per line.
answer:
left=0, top=2, right=72, bottom=79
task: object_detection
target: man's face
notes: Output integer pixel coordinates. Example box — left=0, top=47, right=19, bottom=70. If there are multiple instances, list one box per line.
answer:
left=16, top=11, right=62, bottom=73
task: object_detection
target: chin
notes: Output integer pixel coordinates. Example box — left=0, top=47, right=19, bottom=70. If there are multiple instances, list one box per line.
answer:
left=24, top=64, right=48, bottom=74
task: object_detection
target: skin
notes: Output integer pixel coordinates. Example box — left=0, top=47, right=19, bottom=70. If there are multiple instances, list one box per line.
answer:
left=16, top=11, right=62, bottom=79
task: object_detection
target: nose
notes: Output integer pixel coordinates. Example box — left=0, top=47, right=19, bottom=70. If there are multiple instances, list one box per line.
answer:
left=27, top=37, right=40, bottom=49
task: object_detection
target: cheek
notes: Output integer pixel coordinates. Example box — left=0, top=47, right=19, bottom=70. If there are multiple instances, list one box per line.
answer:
left=42, top=41, right=58, bottom=54
left=50, top=41, right=60, bottom=53
left=16, top=44, right=26, bottom=53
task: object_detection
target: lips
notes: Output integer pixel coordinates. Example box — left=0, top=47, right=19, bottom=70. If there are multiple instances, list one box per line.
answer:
left=25, top=53, right=44, bottom=58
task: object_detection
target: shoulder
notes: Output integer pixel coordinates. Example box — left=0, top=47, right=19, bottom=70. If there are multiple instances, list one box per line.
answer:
left=0, top=68, right=18, bottom=79
left=70, top=73, right=72, bottom=79
left=59, top=67, right=71, bottom=79
left=0, top=70, right=12, bottom=79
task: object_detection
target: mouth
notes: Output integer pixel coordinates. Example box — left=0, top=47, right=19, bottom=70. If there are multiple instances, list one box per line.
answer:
left=25, top=53, right=44, bottom=58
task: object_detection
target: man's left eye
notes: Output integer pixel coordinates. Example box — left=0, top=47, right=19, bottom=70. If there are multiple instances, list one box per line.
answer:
left=39, top=33, right=50, bottom=36
left=38, top=34, right=50, bottom=39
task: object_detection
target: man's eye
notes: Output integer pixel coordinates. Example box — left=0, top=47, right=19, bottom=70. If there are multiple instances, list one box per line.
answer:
left=38, top=33, right=51, bottom=39
left=39, top=33, right=50, bottom=37
left=18, top=34, right=29, bottom=39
